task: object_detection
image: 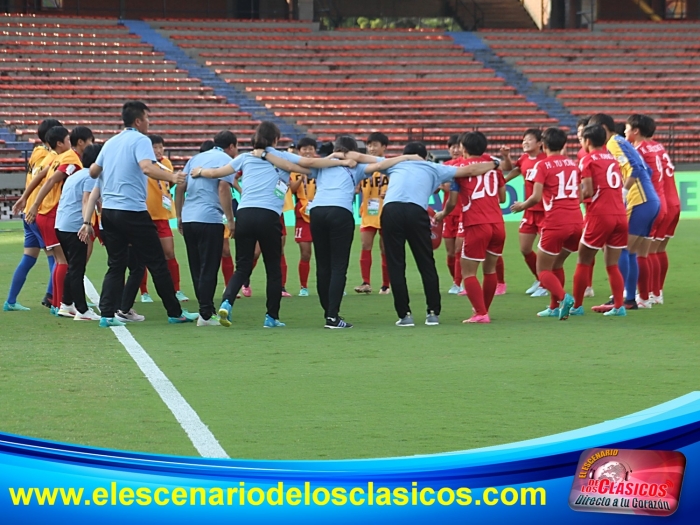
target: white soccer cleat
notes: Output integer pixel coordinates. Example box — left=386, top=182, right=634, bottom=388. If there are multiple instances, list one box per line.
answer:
left=584, top=287, right=595, bottom=298
left=525, top=281, right=540, bottom=294
left=197, top=315, right=220, bottom=326
left=74, top=308, right=101, bottom=321
left=57, top=303, right=78, bottom=318
left=654, top=291, right=664, bottom=305
left=635, top=295, right=654, bottom=309
left=530, top=287, right=549, bottom=297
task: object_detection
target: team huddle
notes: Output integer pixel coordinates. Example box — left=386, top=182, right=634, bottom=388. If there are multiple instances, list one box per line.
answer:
left=3, top=101, right=679, bottom=328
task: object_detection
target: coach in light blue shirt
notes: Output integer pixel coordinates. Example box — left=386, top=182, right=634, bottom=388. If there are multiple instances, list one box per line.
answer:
left=82, top=101, right=192, bottom=325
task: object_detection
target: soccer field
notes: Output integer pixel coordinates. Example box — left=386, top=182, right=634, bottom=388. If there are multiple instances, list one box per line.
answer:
left=1, top=219, right=698, bottom=460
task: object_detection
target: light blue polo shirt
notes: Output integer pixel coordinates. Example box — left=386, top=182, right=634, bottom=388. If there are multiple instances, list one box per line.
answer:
left=95, top=128, right=157, bottom=212
left=307, top=164, right=371, bottom=213
left=231, top=148, right=301, bottom=215
left=182, top=148, right=234, bottom=224
left=383, top=161, right=458, bottom=210
left=55, top=168, right=96, bottom=232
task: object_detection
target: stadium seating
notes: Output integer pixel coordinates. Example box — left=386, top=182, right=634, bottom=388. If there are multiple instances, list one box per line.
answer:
left=0, top=14, right=265, bottom=176
left=149, top=19, right=555, bottom=155
left=481, top=21, right=700, bottom=162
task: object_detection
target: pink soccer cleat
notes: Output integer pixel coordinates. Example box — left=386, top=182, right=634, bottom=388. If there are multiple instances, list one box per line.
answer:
left=495, top=283, right=507, bottom=296
left=463, top=314, right=491, bottom=324
left=241, top=285, right=252, bottom=298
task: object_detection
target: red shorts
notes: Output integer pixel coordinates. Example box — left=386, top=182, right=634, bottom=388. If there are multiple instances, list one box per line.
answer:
left=36, top=206, right=59, bottom=249
left=538, top=223, right=582, bottom=256
left=294, top=219, right=312, bottom=243
left=154, top=219, right=173, bottom=239
left=360, top=225, right=380, bottom=233
left=659, top=204, right=681, bottom=239
left=461, top=222, right=506, bottom=261
left=442, top=213, right=461, bottom=239
left=519, top=210, right=545, bottom=235
left=581, top=214, right=628, bottom=251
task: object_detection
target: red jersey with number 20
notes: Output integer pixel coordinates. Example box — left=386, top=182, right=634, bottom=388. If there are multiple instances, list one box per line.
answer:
left=579, top=152, right=626, bottom=217
left=515, top=152, right=547, bottom=212
left=456, top=155, right=505, bottom=227
left=532, top=155, right=582, bottom=228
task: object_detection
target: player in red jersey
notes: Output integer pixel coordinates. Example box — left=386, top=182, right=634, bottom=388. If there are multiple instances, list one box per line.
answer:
left=501, top=128, right=547, bottom=297
left=576, top=117, right=597, bottom=299
left=570, top=124, right=628, bottom=317
left=440, top=134, right=465, bottom=294
left=511, top=127, right=582, bottom=320
left=438, top=132, right=505, bottom=324
left=625, top=114, right=666, bottom=308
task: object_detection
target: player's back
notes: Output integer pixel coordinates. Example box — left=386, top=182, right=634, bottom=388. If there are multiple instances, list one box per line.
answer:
left=580, top=152, right=626, bottom=216
left=534, top=155, right=582, bottom=226
left=651, top=140, right=680, bottom=208
left=637, top=140, right=666, bottom=207
left=456, top=155, right=505, bottom=227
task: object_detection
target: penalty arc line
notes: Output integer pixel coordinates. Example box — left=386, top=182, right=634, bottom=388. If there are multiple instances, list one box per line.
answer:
left=83, top=276, right=229, bottom=459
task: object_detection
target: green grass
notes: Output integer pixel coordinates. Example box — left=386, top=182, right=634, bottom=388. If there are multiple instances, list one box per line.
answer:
left=1, top=220, right=699, bottom=460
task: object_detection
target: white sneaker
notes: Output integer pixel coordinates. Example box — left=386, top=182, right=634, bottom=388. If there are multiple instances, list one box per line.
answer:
left=530, top=287, right=549, bottom=297
left=654, top=291, right=664, bottom=305
left=197, top=315, right=220, bottom=326
left=74, top=308, right=101, bottom=321
left=525, top=280, right=540, bottom=294
left=58, top=303, right=78, bottom=318
left=636, top=295, right=653, bottom=309
left=116, top=309, right=146, bottom=322
left=584, top=286, right=595, bottom=298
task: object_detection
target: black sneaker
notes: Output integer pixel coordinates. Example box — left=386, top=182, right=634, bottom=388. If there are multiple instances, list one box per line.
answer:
left=41, top=293, right=52, bottom=308
left=324, top=317, right=353, bottom=329
left=623, top=300, right=639, bottom=310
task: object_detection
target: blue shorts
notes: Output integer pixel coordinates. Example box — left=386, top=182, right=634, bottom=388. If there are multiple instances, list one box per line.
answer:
left=628, top=200, right=660, bottom=238
left=23, top=215, right=45, bottom=249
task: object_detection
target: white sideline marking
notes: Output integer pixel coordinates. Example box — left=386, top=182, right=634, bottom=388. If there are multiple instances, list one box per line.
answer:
left=84, top=276, right=229, bottom=459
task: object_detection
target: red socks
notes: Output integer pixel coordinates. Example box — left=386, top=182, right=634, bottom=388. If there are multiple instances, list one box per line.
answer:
left=464, top=276, right=487, bottom=316
left=524, top=251, right=538, bottom=278
left=221, top=255, right=234, bottom=285
left=649, top=253, right=661, bottom=296
left=280, top=254, right=288, bottom=288
left=588, top=257, right=596, bottom=287
left=447, top=255, right=455, bottom=279
left=573, top=263, right=591, bottom=308
left=52, top=263, right=68, bottom=307
left=140, top=268, right=148, bottom=294
left=540, top=270, right=564, bottom=306
left=637, top=256, right=649, bottom=300
left=167, top=258, right=180, bottom=291
left=381, top=253, right=390, bottom=288
left=607, top=265, right=625, bottom=308
left=483, top=273, right=498, bottom=311
left=299, top=260, right=310, bottom=289
left=553, top=267, right=565, bottom=286
left=496, top=257, right=505, bottom=284
left=360, top=250, right=372, bottom=284
left=658, top=251, right=669, bottom=291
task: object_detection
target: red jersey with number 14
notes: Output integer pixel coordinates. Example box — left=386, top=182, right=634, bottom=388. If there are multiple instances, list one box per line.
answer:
left=532, top=155, right=582, bottom=228
left=579, top=152, right=626, bottom=217
left=456, top=155, right=505, bottom=227
left=516, top=152, right=547, bottom=212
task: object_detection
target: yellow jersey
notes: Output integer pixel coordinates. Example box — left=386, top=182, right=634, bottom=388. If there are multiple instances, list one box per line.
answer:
left=146, top=157, right=174, bottom=220
left=291, top=172, right=316, bottom=223
left=40, top=149, right=81, bottom=215
left=359, top=171, right=388, bottom=229
left=25, top=146, right=54, bottom=212
left=606, top=135, right=657, bottom=211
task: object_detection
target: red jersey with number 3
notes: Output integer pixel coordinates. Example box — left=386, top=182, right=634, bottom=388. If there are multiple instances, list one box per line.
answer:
left=515, top=152, right=547, bottom=212
left=456, top=155, right=505, bottom=227
left=651, top=140, right=680, bottom=208
left=579, top=152, right=626, bottom=217
left=532, top=155, right=582, bottom=227
left=636, top=141, right=666, bottom=209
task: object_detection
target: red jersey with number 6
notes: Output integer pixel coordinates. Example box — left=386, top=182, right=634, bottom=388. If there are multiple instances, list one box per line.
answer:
left=455, top=155, right=505, bottom=227
left=516, top=152, right=547, bottom=212
left=579, top=152, right=626, bottom=217
left=532, top=155, right=582, bottom=227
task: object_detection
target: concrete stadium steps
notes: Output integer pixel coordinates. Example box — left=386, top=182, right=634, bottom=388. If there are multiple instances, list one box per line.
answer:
left=0, top=67, right=190, bottom=78
left=0, top=57, right=178, bottom=68
left=468, top=0, right=537, bottom=29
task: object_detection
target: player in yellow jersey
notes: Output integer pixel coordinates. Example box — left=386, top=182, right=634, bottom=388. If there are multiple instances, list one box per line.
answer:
left=289, top=138, right=317, bottom=297
left=354, top=132, right=391, bottom=295
left=26, top=126, right=93, bottom=314
left=4, top=119, right=62, bottom=311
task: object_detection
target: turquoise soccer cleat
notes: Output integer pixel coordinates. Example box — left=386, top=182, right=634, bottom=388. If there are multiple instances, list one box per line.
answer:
left=559, top=294, right=575, bottom=320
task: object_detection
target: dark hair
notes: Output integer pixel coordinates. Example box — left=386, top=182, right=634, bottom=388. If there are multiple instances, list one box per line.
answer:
left=121, top=101, right=150, bottom=127
left=38, top=119, right=62, bottom=143
left=581, top=125, right=607, bottom=148
left=297, top=137, right=317, bottom=150
left=149, top=134, right=164, bottom=146
left=199, top=140, right=215, bottom=152
left=614, top=123, right=626, bottom=137
left=81, top=143, right=102, bottom=168
left=460, top=131, right=488, bottom=156
left=542, top=127, right=568, bottom=152
left=213, top=131, right=237, bottom=150
left=252, top=121, right=281, bottom=149
left=588, top=113, right=615, bottom=134
left=45, top=126, right=70, bottom=150
left=626, top=114, right=655, bottom=138
left=318, top=141, right=334, bottom=157
left=366, top=132, right=389, bottom=147
left=576, top=116, right=590, bottom=129
left=403, top=141, right=428, bottom=159
left=333, top=135, right=358, bottom=153
left=447, top=134, right=460, bottom=147
left=523, top=128, right=542, bottom=141
left=70, top=126, right=94, bottom=147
